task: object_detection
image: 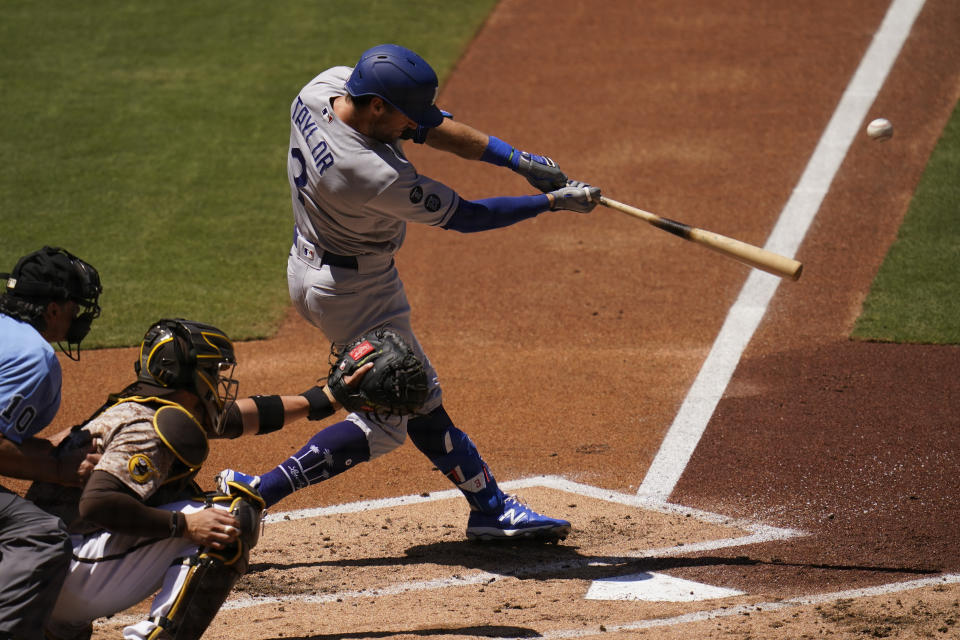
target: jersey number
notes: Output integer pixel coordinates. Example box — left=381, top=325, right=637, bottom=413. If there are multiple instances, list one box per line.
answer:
left=291, top=140, right=334, bottom=186
left=290, top=147, right=328, bottom=214
left=291, top=148, right=308, bottom=194
left=1, top=394, right=37, bottom=434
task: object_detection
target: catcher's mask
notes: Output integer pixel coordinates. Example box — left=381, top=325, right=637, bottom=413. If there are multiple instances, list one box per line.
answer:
left=134, top=318, right=239, bottom=433
left=1, top=246, right=102, bottom=360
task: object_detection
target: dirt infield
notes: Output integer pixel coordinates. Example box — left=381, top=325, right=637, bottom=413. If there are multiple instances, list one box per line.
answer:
left=25, top=0, right=960, bottom=637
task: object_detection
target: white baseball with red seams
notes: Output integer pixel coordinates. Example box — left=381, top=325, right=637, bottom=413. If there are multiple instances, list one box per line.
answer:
left=867, top=118, right=894, bottom=141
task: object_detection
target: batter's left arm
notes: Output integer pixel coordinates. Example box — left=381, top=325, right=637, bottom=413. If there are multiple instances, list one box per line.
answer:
left=404, top=112, right=567, bottom=193
left=418, top=119, right=567, bottom=193
left=420, top=118, right=488, bottom=159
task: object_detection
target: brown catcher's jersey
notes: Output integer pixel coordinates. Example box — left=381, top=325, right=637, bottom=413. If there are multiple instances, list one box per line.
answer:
left=27, top=396, right=209, bottom=531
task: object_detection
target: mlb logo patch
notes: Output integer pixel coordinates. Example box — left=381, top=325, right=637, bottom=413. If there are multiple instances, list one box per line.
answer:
left=321, top=107, right=333, bottom=123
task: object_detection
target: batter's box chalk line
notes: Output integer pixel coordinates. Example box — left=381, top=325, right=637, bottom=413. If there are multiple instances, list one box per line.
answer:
left=246, top=474, right=807, bottom=605
left=98, top=474, right=960, bottom=636
left=263, top=474, right=805, bottom=544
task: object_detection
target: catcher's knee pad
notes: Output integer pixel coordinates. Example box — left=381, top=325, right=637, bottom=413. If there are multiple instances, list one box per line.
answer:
left=210, top=478, right=266, bottom=552
left=145, top=484, right=264, bottom=640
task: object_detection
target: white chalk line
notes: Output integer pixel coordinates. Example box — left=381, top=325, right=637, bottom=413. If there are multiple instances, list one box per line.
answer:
left=538, top=573, right=960, bottom=639
left=99, top=1, right=933, bottom=631
left=99, top=476, right=801, bottom=625
left=265, top=475, right=803, bottom=541
left=98, top=475, right=952, bottom=633
left=636, top=0, right=927, bottom=502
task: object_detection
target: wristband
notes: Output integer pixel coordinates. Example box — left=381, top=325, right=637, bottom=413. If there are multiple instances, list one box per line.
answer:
left=250, top=395, right=285, bottom=434
left=301, top=385, right=335, bottom=421
left=170, top=511, right=185, bottom=538
left=480, top=136, right=519, bottom=168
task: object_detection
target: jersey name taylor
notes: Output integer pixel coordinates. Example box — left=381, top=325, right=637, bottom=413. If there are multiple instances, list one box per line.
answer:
left=287, top=67, right=459, bottom=258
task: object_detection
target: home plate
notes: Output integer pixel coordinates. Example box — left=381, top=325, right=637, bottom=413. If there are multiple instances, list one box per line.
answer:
left=586, top=572, right=745, bottom=602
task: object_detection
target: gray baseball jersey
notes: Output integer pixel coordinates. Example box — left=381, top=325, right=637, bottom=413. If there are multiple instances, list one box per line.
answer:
left=288, top=66, right=460, bottom=257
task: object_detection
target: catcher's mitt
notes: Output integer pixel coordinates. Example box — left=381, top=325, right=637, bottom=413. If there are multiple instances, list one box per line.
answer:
left=327, top=328, right=428, bottom=416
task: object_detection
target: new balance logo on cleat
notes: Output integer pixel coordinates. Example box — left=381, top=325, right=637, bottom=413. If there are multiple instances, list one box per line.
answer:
left=466, top=495, right=571, bottom=543
left=216, top=469, right=260, bottom=496
left=498, top=507, right=528, bottom=526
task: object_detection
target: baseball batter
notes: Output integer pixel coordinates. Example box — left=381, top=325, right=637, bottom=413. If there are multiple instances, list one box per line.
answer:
left=222, top=44, right=601, bottom=541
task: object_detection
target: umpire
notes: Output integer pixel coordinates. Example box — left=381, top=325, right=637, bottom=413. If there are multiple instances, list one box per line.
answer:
left=0, top=247, right=102, bottom=639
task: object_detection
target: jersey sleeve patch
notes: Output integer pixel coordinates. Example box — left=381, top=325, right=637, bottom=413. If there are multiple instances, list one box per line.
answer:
left=369, top=173, right=458, bottom=227
left=97, top=418, right=173, bottom=500
left=127, top=453, right=157, bottom=484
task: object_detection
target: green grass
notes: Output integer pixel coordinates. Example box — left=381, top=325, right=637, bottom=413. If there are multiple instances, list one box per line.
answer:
left=2, top=2, right=957, bottom=347
left=852, top=98, right=960, bottom=344
left=0, top=0, right=496, bottom=347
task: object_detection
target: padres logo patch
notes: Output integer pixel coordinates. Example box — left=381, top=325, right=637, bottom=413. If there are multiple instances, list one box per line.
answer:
left=128, top=453, right=156, bottom=484
left=409, top=186, right=423, bottom=204
left=424, top=194, right=441, bottom=212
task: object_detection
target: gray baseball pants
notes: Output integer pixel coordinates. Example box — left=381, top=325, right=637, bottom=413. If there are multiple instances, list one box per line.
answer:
left=0, top=485, right=72, bottom=639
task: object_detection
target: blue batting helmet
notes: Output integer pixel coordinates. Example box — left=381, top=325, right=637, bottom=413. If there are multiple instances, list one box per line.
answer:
left=345, top=44, right=443, bottom=128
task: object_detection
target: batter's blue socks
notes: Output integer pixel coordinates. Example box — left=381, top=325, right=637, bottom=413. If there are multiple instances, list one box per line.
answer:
left=407, top=405, right=505, bottom=514
left=257, top=420, right=370, bottom=507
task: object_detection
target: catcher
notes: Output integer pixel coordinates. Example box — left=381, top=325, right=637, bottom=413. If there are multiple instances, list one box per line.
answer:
left=32, top=318, right=388, bottom=640
left=218, top=327, right=476, bottom=521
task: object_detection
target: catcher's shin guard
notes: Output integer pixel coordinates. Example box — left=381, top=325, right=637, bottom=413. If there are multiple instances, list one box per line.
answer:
left=144, top=483, right=265, bottom=640
left=407, top=405, right=504, bottom=513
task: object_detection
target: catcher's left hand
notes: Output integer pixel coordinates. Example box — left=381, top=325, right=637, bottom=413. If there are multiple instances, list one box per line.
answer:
left=327, top=328, right=429, bottom=416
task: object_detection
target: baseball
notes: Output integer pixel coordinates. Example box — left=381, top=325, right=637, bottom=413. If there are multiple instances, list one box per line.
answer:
left=867, top=118, right=893, bottom=141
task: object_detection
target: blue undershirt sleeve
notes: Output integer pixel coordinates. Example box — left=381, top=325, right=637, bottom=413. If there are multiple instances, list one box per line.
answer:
left=441, top=195, right=551, bottom=233
left=479, top=136, right=520, bottom=168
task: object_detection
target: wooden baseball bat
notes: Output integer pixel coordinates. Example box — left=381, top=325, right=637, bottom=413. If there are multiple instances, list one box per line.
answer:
left=599, top=196, right=803, bottom=281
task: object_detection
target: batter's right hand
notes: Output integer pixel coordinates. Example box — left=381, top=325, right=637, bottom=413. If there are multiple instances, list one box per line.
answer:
left=184, top=508, right=240, bottom=549
left=548, top=180, right=601, bottom=213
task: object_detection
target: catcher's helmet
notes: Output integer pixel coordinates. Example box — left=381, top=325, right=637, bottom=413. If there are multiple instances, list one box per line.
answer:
left=345, top=44, right=443, bottom=128
left=135, top=318, right=239, bottom=432
left=1, top=246, right=102, bottom=357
